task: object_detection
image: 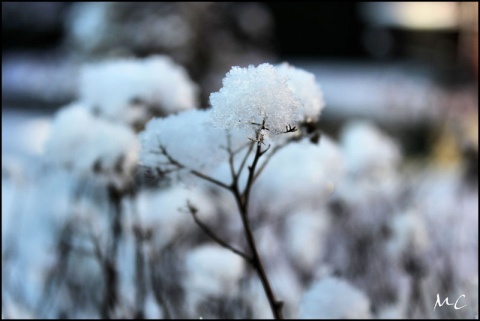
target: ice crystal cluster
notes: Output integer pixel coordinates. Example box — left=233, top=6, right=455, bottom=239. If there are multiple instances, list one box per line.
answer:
left=79, top=55, right=198, bottom=126
left=44, top=103, right=139, bottom=188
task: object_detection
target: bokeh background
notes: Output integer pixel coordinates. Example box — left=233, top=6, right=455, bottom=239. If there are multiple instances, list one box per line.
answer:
left=2, top=2, right=478, bottom=319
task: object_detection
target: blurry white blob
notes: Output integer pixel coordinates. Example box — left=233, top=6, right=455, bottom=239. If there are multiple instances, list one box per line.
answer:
left=299, top=276, right=371, bottom=319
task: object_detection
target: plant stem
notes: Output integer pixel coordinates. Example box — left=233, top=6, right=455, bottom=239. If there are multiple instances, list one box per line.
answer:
left=234, top=142, right=283, bottom=319
left=101, top=186, right=122, bottom=319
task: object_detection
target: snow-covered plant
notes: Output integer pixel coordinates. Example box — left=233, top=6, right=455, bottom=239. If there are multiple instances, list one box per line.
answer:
left=210, top=63, right=303, bottom=138
left=43, top=100, right=143, bottom=318
left=139, top=62, right=325, bottom=318
left=44, top=102, right=139, bottom=190
left=79, top=55, right=198, bottom=128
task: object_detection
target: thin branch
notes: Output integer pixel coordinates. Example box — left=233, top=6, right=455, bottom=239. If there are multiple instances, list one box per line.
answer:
left=226, top=131, right=237, bottom=182
left=186, top=200, right=252, bottom=262
left=240, top=118, right=283, bottom=318
left=236, top=141, right=255, bottom=181
left=253, top=140, right=290, bottom=182
left=234, top=139, right=284, bottom=319
left=158, top=145, right=231, bottom=190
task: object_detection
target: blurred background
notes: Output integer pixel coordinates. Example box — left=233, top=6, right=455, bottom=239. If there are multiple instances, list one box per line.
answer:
left=2, top=2, right=478, bottom=319
left=2, top=2, right=478, bottom=161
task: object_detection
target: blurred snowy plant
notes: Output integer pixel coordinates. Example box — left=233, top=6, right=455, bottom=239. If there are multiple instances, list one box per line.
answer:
left=283, top=209, right=331, bottom=273
left=340, top=120, right=400, bottom=176
left=275, top=62, right=325, bottom=123
left=299, top=276, right=371, bottom=319
left=135, top=185, right=216, bottom=248
left=210, top=63, right=303, bottom=139
left=44, top=102, right=139, bottom=190
left=386, top=209, right=429, bottom=261
left=139, top=108, right=250, bottom=184
left=139, top=62, right=326, bottom=319
left=253, top=135, right=344, bottom=215
left=79, top=55, right=198, bottom=127
left=183, top=244, right=245, bottom=316
left=336, top=120, right=401, bottom=206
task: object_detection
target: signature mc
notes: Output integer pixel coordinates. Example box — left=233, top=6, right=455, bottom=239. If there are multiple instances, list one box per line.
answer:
left=434, top=294, right=467, bottom=310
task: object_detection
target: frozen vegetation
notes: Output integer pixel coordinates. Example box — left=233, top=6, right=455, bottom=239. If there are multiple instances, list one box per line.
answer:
left=2, top=55, right=478, bottom=319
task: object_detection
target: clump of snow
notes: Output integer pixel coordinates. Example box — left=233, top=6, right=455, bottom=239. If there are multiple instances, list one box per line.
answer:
left=275, top=62, right=325, bottom=123
left=210, top=63, right=303, bottom=137
left=79, top=55, right=198, bottom=126
left=44, top=103, right=139, bottom=189
left=139, top=109, right=250, bottom=183
left=299, top=276, right=371, bottom=319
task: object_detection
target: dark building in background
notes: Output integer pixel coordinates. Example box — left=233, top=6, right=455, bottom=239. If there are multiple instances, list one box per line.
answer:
left=264, top=3, right=367, bottom=59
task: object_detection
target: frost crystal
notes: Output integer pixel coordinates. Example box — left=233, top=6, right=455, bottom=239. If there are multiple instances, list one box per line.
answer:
left=79, top=55, right=197, bottom=126
left=275, top=62, right=325, bottom=123
left=44, top=102, right=139, bottom=188
left=210, top=63, right=303, bottom=136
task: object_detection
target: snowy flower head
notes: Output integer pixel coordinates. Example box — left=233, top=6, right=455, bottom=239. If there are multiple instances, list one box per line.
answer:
left=79, top=55, right=198, bottom=127
left=275, top=62, right=325, bottom=123
left=44, top=102, right=139, bottom=189
left=210, top=63, right=303, bottom=138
